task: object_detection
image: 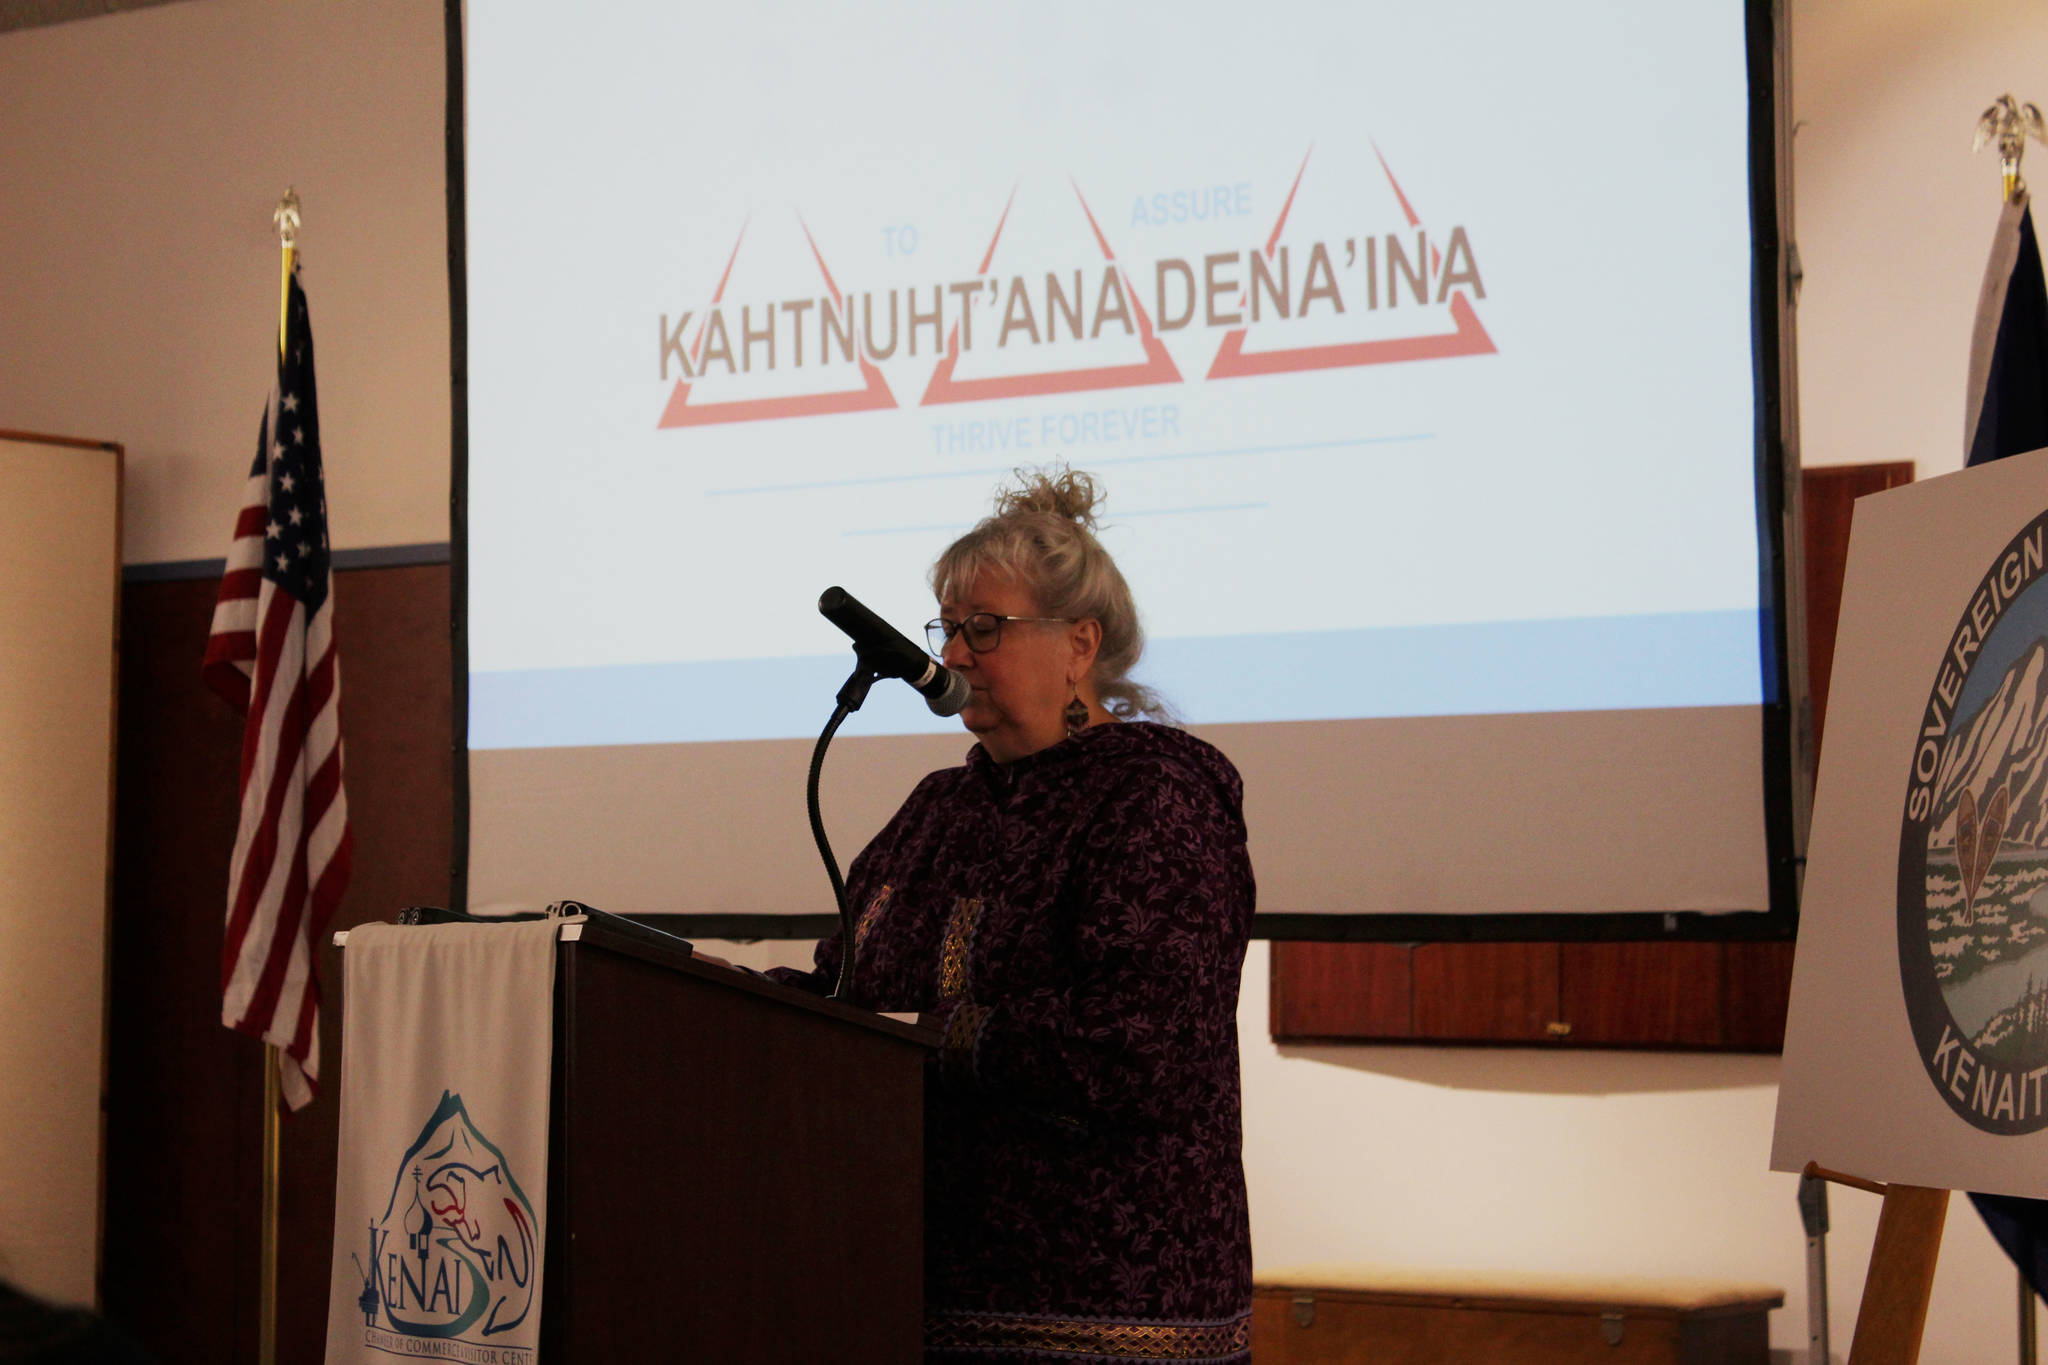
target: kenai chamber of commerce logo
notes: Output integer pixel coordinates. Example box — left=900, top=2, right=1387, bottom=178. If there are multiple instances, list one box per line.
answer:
left=350, top=1092, right=539, bottom=1361
left=1899, top=508, right=2048, bottom=1134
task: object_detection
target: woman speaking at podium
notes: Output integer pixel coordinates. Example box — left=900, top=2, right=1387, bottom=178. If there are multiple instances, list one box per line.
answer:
left=769, top=467, right=1257, bottom=1364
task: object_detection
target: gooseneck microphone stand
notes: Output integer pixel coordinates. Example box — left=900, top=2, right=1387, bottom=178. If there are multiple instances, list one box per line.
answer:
left=809, top=650, right=893, bottom=1000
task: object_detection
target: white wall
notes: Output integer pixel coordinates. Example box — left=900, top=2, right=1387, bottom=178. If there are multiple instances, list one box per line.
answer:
left=0, top=0, right=448, bottom=563
left=8, top=0, right=2048, bottom=1357
left=1234, top=946, right=2027, bottom=1365
left=1796, top=0, right=2048, bottom=479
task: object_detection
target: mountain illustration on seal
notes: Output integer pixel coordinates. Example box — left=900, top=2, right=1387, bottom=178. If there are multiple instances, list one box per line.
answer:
left=354, top=1091, right=539, bottom=1340
left=1930, top=639, right=2048, bottom=850
left=1924, top=638, right=2048, bottom=1065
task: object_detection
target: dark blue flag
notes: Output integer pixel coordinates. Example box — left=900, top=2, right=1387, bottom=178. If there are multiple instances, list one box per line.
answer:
left=1963, top=190, right=2048, bottom=1298
left=1966, top=195, right=2048, bottom=467
left=1974, top=1192, right=2048, bottom=1303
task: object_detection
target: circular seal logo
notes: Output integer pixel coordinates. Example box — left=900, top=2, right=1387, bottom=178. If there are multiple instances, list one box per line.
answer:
left=1899, top=509, right=2048, bottom=1133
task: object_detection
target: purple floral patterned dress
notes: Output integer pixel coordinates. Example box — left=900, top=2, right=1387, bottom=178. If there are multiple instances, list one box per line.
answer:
left=769, top=721, right=1255, bottom=1364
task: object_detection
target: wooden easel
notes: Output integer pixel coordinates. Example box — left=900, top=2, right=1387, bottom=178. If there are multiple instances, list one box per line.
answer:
left=1806, top=1162, right=1951, bottom=1365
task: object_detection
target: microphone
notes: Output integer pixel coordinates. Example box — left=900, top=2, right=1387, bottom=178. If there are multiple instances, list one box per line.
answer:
left=817, top=586, right=972, bottom=717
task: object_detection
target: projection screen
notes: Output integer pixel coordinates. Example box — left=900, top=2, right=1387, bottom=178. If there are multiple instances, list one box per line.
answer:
left=458, top=0, right=1799, bottom=931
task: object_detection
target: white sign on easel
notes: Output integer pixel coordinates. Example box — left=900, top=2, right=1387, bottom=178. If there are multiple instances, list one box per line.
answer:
left=1774, top=445, right=2048, bottom=1195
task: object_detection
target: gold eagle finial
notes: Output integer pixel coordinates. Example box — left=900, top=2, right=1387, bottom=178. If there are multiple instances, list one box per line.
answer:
left=1975, top=95, right=2046, bottom=202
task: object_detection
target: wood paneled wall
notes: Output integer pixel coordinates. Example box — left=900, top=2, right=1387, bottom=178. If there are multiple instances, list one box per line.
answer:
left=1270, top=940, right=1798, bottom=1049
left=103, top=564, right=451, bottom=1364
left=1803, top=463, right=1916, bottom=756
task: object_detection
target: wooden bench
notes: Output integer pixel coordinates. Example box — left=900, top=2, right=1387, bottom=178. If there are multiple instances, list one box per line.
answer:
left=1253, top=1265, right=1785, bottom=1365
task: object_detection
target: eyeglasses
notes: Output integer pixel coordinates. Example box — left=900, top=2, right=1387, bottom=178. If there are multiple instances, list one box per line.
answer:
left=926, top=612, right=1076, bottom=654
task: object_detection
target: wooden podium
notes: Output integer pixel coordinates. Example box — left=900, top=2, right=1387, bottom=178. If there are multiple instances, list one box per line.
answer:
left=539, top=915, right=934, bottom=1362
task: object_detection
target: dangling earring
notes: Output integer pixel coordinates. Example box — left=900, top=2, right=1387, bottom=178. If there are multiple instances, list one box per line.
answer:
left=1064, top=682, right=1090, bottom=735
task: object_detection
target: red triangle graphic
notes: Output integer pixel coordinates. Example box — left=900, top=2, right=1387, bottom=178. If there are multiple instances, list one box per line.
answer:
left=1207, top=292, right=1495, bottom=378
left=920, top=180, right=1182, bottom=407
left=658, top=217, right=898, bottom=429
left=1204, top=146, right=1496, bottom=381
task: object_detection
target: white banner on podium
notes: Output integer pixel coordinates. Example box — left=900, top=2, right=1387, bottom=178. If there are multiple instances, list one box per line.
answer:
left=325, top=919, right=562, bottom=1365
left=1774, top=447, right=2048, bottom=1197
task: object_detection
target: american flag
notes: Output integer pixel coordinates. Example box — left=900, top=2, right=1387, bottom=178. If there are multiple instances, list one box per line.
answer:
left=202, top=265, right=354, bottom=1111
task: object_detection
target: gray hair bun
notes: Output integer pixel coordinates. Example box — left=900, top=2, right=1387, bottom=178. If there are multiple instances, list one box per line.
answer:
left=993, top=466, right=1104, bottom=529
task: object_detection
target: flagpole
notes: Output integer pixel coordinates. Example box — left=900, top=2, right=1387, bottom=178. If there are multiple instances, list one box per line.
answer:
left=259, top=1057, right=279, bottom=1365
left=258, top=185, right=300, bottom=1365
left=277, top=188, right=299, bottom=359
left=2020, top=1267, right=2036, bottom=1365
